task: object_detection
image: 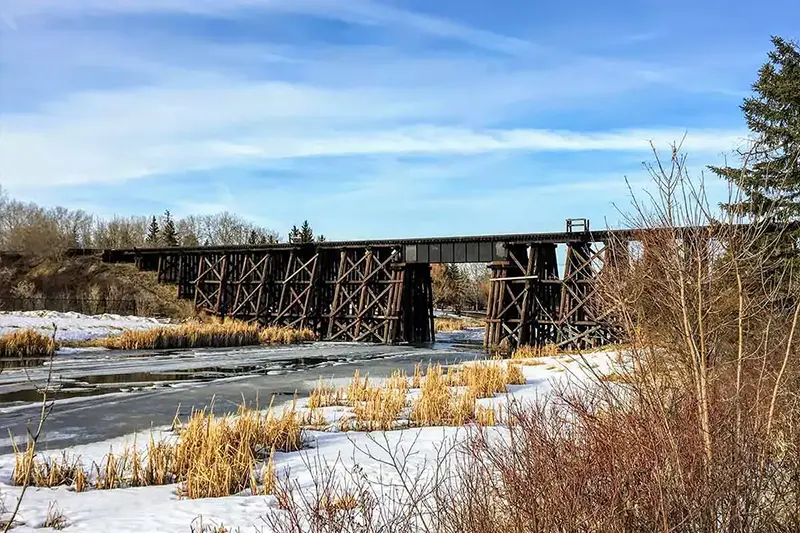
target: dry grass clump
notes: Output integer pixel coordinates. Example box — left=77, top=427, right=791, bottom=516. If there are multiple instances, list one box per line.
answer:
left=300, top=408, right=327, bottom=429
left=352, top=387, right=407, bottom=431
left=506, top=364, right=526, bottom=385
left=448, top=362, right=506, bottom=398
left=191, top=516, right=242, bottom=533
left=11, top=445, right=83, bottom=488
left=12, top=402, right=302, bottom=499
left=102, top=320, right=261, bottom=350
left=434, top=316, right=485, bottom=332
left=98, top=320, right=315, bottom=350
left=344, top=370, right=379, bottom=405
left=599, top=371, right=635, bottom=383
left=475, top=405, right=498, bottom=426
left=384, top=369, right=409, bottom=393
left=447, top=361, right=526, bottom=398
left=434, top=317, right=466, bottom=332
left=512, top=343, right=558, bottom=359
left=0, top=329, right=56, bottom=358
left=42, top=502, right=68, bottom=530
left=307, top=378, right=342, bottom=409
left=410, top=364, right=477, bottom=426
left=259, top=325, right=316, bottom=344
left=174, top=403, right=301, bottom=499
left=412, top=363, right=424, bottom=388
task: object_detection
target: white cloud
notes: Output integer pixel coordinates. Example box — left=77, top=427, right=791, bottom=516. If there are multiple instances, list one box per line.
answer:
left=0, top=0, right=751, bottom=198
left=2, top=0, right=531, bottom=55
left=0, top=86, right=746, bottom=187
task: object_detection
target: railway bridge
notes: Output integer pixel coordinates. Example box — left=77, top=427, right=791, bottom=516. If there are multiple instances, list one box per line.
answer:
left=101, top=219, right=630, bottom=350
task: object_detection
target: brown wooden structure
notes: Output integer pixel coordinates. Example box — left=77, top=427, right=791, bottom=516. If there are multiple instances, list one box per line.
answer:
left=100, top=219, right=628, bottom=349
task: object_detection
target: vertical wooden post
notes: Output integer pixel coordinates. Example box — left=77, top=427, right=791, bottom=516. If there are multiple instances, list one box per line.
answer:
left=215, top=253, right=229, bottom=316
left=517, top=244, right=535, bottom=346
left=327, top=249, right=348, bottom=338
left=354, top=250, right=373, bottom=339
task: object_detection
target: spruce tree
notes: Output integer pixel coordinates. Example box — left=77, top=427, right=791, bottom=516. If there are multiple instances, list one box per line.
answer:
left=146, top=216, right=159, bottom=245
left=161, top=210, right=179, bottom=247
left=288, top=221, right=316, bottom=243
left=299, top=220, right=314, bottom=243
left=710, top=36, right=800, bottom=219
left=288, top=225, right=300, bottom=243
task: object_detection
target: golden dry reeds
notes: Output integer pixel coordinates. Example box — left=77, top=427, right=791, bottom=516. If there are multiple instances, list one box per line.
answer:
left=475, top=405, right=497, bottom=426
left=434, top=317, right=466, bottom=332
left=101, top=320, right=261, bottom=350
left=0, top=329, right=56, bottom=359
left=512, top=343, right=558, bottom=359
left=384, top=369, right=409, bottom=393
left=174, top=402, right=303, bottom=499
left=446, top=361, right=526, bottom=398
left=12, top=401, right=305, bottom=499
left=11, top=441, right=83, bottom=489
left=409, top=364, right=478, bottom=426
left=307, top=378, right=341, bottom=409
left=412, top=362, right=423, bottom=388
left=99, top=320, right=315, bottom=350
left=344, top=370, right=378, bottom=405
left=506, top=364, right=526, bottom=385
left=434, top=316, right=485, bottom=331
left=352, top=387, right=407, bottom=431
left=259, top=326, right=316, bottom=345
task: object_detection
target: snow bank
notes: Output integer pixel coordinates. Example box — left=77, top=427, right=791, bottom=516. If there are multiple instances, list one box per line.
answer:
left=0, top=310, right=173, bottom=343
left=0, top=350, right=622, bottom=532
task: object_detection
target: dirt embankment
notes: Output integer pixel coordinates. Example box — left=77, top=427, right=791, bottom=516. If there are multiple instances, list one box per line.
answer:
left=0, top=253, right=194, bottom=319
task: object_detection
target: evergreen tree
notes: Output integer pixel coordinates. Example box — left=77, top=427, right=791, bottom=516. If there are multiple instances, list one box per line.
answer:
left=146, top=216, right=159, bottom=245
left=247, top=229, right=270, bottom=245
left=316, top=234, right=326, bottom=243
left=161, top=210, right=179, bottom=247
left=710, top=36, right=800, bottom=219
left=298, top=220, right=314, bottom=243
left=288, top=220, right=316, bottom=243
left=288, top=225, right=300, bottom=243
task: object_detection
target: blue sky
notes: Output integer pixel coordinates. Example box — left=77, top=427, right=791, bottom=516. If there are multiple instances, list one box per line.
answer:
left=0, top=0, right=797, bottom=239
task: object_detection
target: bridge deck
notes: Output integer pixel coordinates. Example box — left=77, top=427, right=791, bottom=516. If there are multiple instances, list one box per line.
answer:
left=100, top=228, right=635, bottom=265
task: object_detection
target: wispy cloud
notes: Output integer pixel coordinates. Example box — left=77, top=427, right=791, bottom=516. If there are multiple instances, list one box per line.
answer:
left=0, top=0, right=783, bottom=237
left=3, top=0, right=533, bottom=55
left=0, top=77, right=745, bottom=188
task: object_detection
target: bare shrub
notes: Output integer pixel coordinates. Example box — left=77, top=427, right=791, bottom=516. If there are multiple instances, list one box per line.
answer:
left=261, top=144, right=800, bottom=533
left=262, top=433, right=460, bottom=533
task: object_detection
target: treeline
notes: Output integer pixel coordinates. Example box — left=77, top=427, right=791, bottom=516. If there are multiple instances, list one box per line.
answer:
left=0, top=186, right=324, bottom=255
left=432, top=263, right=490, bottom=312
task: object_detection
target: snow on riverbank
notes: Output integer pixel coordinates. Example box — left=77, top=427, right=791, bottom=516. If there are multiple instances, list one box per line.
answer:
left=0, top=350, right=622, bottom=532
left=0, top=310, right=173, bottom=343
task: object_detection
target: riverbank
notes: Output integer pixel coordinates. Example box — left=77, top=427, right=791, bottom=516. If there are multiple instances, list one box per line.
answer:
left=0, top=348, right=620, bottom=531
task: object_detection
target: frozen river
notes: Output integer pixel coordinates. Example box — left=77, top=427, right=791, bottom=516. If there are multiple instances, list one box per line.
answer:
left=0, top=331, right=484, bottom=454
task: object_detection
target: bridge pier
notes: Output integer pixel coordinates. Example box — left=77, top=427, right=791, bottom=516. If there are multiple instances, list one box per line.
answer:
left=484, top=242, right=610, bottom=352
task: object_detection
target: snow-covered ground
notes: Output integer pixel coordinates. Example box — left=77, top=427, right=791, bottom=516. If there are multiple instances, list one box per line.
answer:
left=0, top=350, right=622, bottom=532
left=0, top=311, right=173, bottom=343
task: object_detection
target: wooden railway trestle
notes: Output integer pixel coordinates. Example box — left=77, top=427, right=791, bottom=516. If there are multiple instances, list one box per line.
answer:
left=106, top=220, right=743, bottom=349
left=115, top=246, right=615, bottom=350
